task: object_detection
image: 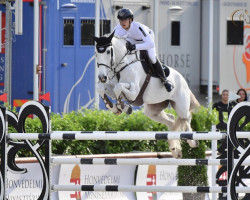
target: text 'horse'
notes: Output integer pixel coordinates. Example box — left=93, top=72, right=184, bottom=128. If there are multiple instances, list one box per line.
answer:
left=94, top=32, right=200, bottom=158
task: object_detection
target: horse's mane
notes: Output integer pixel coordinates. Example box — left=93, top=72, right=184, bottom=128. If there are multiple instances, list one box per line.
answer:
left=113, top=35, right=127, bottom=41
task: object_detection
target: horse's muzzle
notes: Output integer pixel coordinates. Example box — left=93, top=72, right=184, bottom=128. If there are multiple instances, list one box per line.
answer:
left=98, top=75, right=108, bottom=83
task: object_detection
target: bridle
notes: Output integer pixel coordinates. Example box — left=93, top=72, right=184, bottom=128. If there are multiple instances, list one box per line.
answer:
left=96, top=42, right=140, bottom=81
left=96, top=43, right=115, bottom=71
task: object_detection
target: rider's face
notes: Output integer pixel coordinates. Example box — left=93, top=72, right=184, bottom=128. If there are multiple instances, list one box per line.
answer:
left=119, top=18, right=132, bottom=30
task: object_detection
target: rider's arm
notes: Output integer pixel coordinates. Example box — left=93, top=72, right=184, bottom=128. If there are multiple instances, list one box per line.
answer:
left=134, top=26, right=154, bottom=50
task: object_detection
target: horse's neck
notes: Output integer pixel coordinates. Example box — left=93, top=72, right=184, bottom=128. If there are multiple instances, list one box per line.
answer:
left=113, top=39, right=138, bottom=64
left=113, top=39, right=127, bottom=62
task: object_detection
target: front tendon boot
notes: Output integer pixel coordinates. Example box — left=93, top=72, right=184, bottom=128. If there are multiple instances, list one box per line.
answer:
left=153, top=59, right=173, bottom=92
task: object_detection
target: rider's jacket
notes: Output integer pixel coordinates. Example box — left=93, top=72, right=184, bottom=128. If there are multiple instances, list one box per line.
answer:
left=114, top=21, right=155, bottom=51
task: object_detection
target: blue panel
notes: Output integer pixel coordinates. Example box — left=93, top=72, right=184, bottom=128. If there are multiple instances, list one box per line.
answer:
left=47, top=0, right=98, bottom=113
left=12, top=3, right=34, bottom=102
left=7, top=0, right=107, bottom=113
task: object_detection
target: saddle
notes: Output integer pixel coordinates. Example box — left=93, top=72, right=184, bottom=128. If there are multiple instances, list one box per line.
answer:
left=127, top=51, right=169, bottom=106
left=139, top=50, right=170, bottom=78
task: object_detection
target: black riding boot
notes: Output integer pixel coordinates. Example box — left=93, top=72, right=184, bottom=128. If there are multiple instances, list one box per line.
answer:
left=152, top=59, right=174, bottom=92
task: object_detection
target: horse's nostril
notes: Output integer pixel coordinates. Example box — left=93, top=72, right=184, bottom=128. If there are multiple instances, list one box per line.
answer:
left=98, top=75, right=107, bottom=83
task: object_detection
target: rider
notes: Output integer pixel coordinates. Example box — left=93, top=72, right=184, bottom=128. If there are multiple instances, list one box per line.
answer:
left=114, top=8, right=173, bottom=92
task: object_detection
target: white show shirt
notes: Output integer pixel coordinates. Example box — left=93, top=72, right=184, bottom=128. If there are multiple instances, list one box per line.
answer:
left=114, top=21, right=155, bottom=51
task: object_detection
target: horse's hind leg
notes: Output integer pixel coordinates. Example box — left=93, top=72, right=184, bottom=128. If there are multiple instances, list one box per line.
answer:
left=144, top=102, right=175, bottom=129
left=172, top=102, right=199, bottom=149
left=185, top=118, right=199, bottom=148
left=144, top=103, right=182, bottom=159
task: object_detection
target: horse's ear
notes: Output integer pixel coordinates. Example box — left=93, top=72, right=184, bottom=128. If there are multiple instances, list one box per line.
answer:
left=108, top=31, right=115, bottom=42
left=90, top=33, right=99, bottom=43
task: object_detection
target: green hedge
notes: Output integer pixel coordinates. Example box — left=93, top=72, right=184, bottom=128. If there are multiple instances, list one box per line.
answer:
left=8, top=106, right=222, bottom=157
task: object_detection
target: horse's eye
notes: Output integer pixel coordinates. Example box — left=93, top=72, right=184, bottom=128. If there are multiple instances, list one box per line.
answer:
left=107, top=50, right=110, bottom=54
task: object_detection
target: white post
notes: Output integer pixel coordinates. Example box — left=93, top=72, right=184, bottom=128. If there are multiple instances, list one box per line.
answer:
left=33, top=0, right=39, bottom=101
left=14, top=0, right=23, bottom=35
left=211, top=125, right=217, bottom=200
left=154, top=0, right=158, bottom=55
left=5, top=2, right=12, bottom=104
left=95, top=0, right=100, bottom=109
left=207, top=0, right=213, bottom=108
left=18, top=0, right=23, bottom=35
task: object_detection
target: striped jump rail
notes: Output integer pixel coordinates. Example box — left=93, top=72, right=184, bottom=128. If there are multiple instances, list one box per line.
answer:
left=6, top=131, right=238, bottom=141
left=7, top=131, right=250, bottom=141
left=51, top=185, right=250, bottom=193
left=51, top=157, right=250, bottom=166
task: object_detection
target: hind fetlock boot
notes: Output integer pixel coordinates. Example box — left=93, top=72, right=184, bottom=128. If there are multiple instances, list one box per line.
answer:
left=152, top=59, right=174, bottom=92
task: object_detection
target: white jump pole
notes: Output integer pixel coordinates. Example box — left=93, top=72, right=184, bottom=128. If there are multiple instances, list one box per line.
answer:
left=51, top=185, right=250, bottom=193
left=50, top=157, right=250, bottom=166
left=211, top=125, right=217, bottom=200
left=8, top=131, right=250, bottom=141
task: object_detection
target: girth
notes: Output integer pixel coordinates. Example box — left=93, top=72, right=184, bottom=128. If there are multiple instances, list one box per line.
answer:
left=127, top=73, right=151, bottom=107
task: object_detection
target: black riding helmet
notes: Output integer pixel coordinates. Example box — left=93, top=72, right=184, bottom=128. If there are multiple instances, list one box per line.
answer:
left=117, top=8, right=133, bottom=20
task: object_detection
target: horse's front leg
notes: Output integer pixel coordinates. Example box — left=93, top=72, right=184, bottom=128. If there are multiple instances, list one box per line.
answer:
left=96, top=83, right=122, bottom=115
left=114, top=82, right=139, bottom=114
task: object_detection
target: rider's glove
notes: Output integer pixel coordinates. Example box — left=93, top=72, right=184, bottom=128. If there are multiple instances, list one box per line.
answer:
left=126, top=41, right=136, bottom=52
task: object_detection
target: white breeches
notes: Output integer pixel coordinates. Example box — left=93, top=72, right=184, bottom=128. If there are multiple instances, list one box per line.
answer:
left=148, top=48, right=157, bottom=64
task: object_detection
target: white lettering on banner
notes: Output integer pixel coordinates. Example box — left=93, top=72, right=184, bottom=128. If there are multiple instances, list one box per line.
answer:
left=0, top=57, right=4, bottom=77
left=0, top=65, right=4, bottom=71
left=71, top=0, right=95, bottom=3
left=222, top=1, right=248, bottom=7
left=84, top=175, right=120, bottom=184
left=160, top=1, right=199, bottom=6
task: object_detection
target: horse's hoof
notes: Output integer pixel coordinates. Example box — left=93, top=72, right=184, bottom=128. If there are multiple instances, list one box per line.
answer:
left=187, top=140, right=199, bottom=148
left=114, top=109, right=122, bottom=115
left=170, top=147, right=182, bottom=159
left=126, top=106, right=133, bottom=115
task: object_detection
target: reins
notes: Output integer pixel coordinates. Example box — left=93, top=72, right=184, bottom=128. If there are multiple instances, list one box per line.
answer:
left=96, top=36, right=143, bottom=81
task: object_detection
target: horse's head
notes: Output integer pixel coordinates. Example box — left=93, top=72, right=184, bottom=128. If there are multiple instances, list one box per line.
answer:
left=93, top=31, right=115, bottom=83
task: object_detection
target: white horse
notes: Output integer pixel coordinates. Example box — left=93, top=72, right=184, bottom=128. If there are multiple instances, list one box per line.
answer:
left=93, top=32, right=200, bottom=158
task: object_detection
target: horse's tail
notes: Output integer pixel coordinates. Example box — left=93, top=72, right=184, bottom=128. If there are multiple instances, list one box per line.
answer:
left=190, top=90, right=200, bottom=111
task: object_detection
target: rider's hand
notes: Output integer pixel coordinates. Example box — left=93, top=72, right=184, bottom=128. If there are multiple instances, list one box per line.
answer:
left=126, top=41, right=136, bottom=52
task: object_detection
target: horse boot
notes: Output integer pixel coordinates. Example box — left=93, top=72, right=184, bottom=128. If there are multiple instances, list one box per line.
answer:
left=152, top=59, right=174, bottom=92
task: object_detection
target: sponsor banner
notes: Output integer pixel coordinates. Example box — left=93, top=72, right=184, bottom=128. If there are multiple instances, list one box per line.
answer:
left=136, top=165, right=182, bottom=200
left=6, top=163, right=43, bottom=200
left=136, top=164, right=214, bottom=200
left=58, top=164, right=136, bottom=200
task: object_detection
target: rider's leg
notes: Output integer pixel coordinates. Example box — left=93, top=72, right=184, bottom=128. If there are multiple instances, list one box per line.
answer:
left=148, top=48, right=174, bottom=92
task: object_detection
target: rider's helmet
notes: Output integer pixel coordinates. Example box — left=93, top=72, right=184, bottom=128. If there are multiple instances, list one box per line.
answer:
left=117, top=8, right=133, bottom=20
